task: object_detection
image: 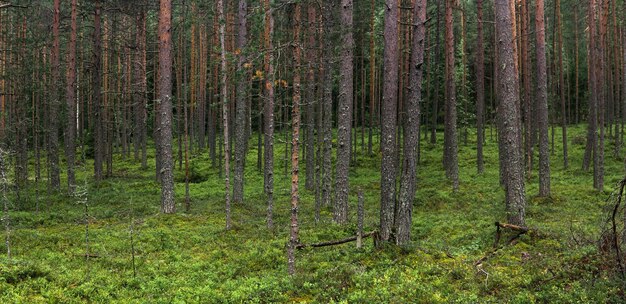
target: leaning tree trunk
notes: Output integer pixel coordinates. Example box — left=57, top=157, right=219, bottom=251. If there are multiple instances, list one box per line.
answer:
left=395, top=0, right=426, bottom=246
left=334, top=0, right=353, bottom=225
left=233, top=0, right=248, bottom=204
left=158, top=0, right=176, bottom=214
left=535, top=0, right=550, bottom=197
left=379, top=0, right=399, bottom=243
left=495, top=0, right=526, bottom=226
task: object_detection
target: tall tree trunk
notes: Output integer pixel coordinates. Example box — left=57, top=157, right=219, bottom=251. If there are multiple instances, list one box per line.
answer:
left=93, top=0, right=104, bottom=182
left=233, top=0, right=248, bottom=204
left=536, top=0, right=550, bottom=197
left=556, top=0, right=568, bottom=169
left=521, top=0, right=532, bottom=177
left=218, top=0, right=231, bottom=229
left=158, top=0, right=175, bottom=214
left=49, top=0, right=61, bottom=189
left=263, top=0, right=275, bottom=229
left=304, top=5, right=316, bottom=191
left=321, top=1, right=334, bottom=209
left=476, top=0, right=485, bottom=174
left=65, top=0, right=78, bottom=193
left=444, top=0, right=459, bottom=190
left=430, top=0, right=441, bottom=144
left=584, top=0, right=597, bottom=173
left=495, top=0, right=526, bottom=226
left=334, top=0, right=353, bottom=225
left=368, top=0, right=376, bottom=155
left=288, top=2, right=302, bottom=276
left=380, top=0, right=399, bottom=243
left=396, top=0, right=426, bottom=245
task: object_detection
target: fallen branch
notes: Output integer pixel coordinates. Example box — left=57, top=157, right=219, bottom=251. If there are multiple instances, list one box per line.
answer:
left=296, top=231, right=378, bottom=250
left=477, top=222, right=531, bottom=266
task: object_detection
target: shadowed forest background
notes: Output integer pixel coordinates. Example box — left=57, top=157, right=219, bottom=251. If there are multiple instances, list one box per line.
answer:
left=0, top=0, right=626, bottom=302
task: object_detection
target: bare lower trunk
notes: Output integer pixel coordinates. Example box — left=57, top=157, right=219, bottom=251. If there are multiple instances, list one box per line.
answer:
left=536, top=0, right=550, bottom=197
left=233, top=0, right=248, bottom=204
left=395, top=0, right=426, bottom=246
left=158, top=0, right=175, bottom=214
left=495, top=0, right=526, bottom=226
left=379, top=0, right=399, bottom=243
left=334, top=0, right=353, bottom=225
left=288, top=3, right=302, bottom=276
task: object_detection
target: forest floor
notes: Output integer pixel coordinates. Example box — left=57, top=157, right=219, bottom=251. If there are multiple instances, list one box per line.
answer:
left=1, top=125, right=625, bottom=303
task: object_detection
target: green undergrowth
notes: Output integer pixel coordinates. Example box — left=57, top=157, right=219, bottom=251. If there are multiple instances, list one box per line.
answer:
left=1, top=124, right=624, bottom=302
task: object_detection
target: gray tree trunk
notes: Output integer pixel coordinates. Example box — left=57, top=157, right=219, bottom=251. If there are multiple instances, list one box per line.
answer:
left=379, top=0, right=399, bottom=243
left=334, top=0, right=353, bottom=225
left=495, top=0, right=526, bottom=226
left=233, top=0, right=248, bottom=204
left=535, top=0, right=550, bottom=197
left=475, top=0, right=485, bottom=174
left=395, top=0, right=426, bottom=245
left=444, top=0, right=458, bottom=190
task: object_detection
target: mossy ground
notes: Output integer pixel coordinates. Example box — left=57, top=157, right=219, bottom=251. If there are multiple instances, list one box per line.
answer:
left=0, top=125, right=624, bottom=303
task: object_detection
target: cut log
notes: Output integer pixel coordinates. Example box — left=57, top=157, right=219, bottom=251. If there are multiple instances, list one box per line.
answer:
left=296, top=231, right=378, bottom=250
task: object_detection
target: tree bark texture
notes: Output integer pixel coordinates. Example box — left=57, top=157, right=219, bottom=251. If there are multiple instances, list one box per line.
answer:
left=49, top=0, right=61, bottom=189
left=535, top=0, right=550, bottom=197
left=288, top=2, right=302, bottom=276
left=93, top=0, right=104, bottom=182
left=380, top=0, right=399, bottom=243
left=233, top=0, right=248, bottom=204
left=218, top=0, right=231, bottom=229
left=395, top=0, right=426, bottom=246
left=495, top=0, right=526, bottom=226
left=263, top=0, right=275, bottom=229
left=158, top=0, right=175, bottom=214
left=476, top=0, right=485, bottom=174
left=65, top=0, right=78, bottom=193
left=334, top=0, right=353, bottom=225
left=444, top=0, right=458, bottom=190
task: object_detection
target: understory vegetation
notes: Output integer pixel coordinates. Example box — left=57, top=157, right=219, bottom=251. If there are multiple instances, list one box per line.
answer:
left=1, top=125, right=624, bottom=303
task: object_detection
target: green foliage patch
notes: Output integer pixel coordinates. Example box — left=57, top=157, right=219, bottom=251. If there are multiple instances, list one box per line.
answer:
left=0, top=125, right=624, bottom=302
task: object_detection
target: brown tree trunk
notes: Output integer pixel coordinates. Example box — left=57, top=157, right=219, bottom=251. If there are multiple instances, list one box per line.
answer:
left=233, top=0, right=248, bottom=204
left=444, top=0, right=458, bottom=190
left=263, top=0, right=275, bottom=229
left=536, top=0, right=550, bottom=197
left=395, top=0, right=426, bottom=245
left=380, top=0, right=399, bottom=243
left=584, top=0, right=597, bottom=173
left=65, top=0, right=77, bottom=193
left=495, top=0, right=526, bottom=226
left=368, top=0, right=376, bottom=155
left=288, top=2, right=302, bottom=276
left=158, top=0, right=175, bottom=213
left=334, top=0, right=353, bottom=225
